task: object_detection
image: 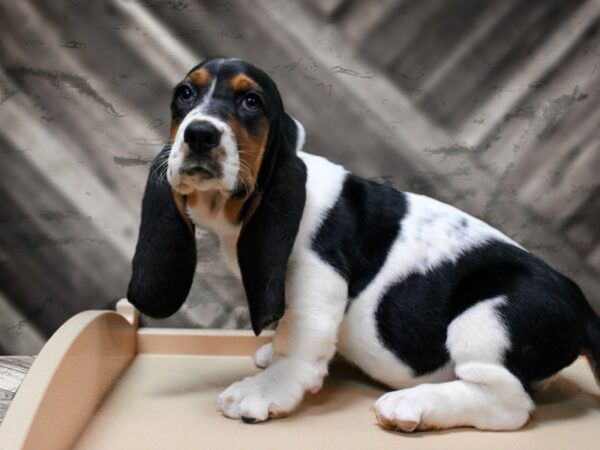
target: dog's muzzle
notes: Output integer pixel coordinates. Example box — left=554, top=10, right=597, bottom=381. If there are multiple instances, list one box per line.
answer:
left=168, top=111, right=239, bottom=194
left=179, top=120, right=224, bottom=179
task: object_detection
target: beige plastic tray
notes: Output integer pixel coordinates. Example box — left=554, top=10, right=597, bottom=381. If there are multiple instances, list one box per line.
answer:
left=1, top=300, right=599, bottom=450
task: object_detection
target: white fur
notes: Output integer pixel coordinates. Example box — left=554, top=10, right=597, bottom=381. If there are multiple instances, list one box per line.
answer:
left=218, top=357, right=326, bottom=421
left=253, top=342, right=273, bottom=369
left=290, top=115, right=306, bottom=154
left=446, top=296, right=511, bottom=364
left=185, top=194, right=241, bottom=278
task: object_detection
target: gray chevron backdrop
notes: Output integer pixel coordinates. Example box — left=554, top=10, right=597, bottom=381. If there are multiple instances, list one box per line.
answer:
left=1, top=0, right=599, bottom=354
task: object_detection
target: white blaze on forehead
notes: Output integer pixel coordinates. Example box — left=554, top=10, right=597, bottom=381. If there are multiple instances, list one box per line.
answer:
left=168, top=75, right=241, bottom=193
left=199, top=77, right=217, bottom=111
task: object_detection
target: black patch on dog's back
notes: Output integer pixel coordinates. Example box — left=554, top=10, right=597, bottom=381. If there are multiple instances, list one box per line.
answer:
left=375, top=239, right=588, bottom=384
left=312, top=174, right=407, bottom=299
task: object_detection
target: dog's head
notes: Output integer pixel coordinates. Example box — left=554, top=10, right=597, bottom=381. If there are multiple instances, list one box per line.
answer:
left=168, top=58, right=304, bottom=200
left=128, top=58, right=307, bottom=335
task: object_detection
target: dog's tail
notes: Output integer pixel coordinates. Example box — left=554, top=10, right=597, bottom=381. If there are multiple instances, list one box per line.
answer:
left=583, top=313, right=600, bottom=386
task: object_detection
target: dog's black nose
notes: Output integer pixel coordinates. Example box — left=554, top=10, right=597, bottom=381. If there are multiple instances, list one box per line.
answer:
left=184, top=121, right=221, bottom=152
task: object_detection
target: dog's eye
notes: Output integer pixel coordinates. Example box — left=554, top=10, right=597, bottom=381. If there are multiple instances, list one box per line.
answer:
left=242, top=93, right=262, bottom=112
left=176, top=85, right=194, bottom=103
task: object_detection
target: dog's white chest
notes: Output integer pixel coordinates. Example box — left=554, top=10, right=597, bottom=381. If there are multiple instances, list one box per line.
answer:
left=186, top=192, right=241, bottom=277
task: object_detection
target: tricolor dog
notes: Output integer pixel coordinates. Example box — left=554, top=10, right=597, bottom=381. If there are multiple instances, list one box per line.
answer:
left=128, top=58, right=600, bottom=432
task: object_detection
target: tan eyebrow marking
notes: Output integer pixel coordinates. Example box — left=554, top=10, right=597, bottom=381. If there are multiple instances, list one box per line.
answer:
left=188, top=68, right=211, bottom=86
left=228, top=73, right=255, bottom=91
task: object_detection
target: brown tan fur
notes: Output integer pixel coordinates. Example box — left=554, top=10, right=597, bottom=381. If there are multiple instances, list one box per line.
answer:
left=223, top=116, right=269, bottom=224
left=227, top=73, right=255, bottom=92
left=186, top=191, right=198, bottom=208
left=188, top=68, right=211, bottom=86
left=172, top=191, right=194, bottom=235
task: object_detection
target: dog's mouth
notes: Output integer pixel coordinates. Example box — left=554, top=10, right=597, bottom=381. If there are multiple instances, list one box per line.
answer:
left=179, top=160, right=220, bottom=180
left=182, top=165, right=216, bottom=179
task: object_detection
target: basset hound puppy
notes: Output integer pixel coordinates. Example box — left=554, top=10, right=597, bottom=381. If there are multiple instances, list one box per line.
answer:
left=128, top=58, right=600, bottom=431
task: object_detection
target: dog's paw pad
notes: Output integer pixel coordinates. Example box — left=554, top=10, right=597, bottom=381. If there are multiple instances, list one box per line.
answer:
left=242, top=416, right=259, bottom=424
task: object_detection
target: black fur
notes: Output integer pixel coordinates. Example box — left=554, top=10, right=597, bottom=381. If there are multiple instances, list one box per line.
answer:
left=500, top=273, right=590, bottom=388
left=127, top=146, right=196, bottom=318
left=375, top=239, right=593, bottom=388
left=237, top=112, right=307, bottom=336
left=312, top=174, right=407, bottom=299
left=584, top=315, right=600, bottom=381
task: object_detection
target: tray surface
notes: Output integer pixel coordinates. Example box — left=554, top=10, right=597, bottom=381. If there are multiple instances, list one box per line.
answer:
left=74, top=354, right=600, bottom=450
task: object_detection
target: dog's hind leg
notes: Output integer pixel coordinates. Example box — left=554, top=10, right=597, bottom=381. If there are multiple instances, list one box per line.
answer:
left=373, top=296, right=534, bottom=431
left=373, top=362, right=533, bottom=431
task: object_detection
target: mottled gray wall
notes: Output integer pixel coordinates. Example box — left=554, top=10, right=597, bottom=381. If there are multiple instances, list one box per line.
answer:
left=1, top=0, right=599, bottom=354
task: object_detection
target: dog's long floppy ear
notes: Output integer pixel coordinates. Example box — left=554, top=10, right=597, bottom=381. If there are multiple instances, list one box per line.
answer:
left=237, top=113, right=307, bottom=336
left=127, top=146, right=197, bottom=318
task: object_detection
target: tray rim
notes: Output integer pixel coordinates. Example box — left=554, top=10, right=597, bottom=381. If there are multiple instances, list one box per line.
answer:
left=0, top=310, right=136, bottom=450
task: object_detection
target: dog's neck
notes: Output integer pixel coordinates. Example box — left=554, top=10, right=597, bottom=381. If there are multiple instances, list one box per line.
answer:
left=184, top=189, right=243, bottom=277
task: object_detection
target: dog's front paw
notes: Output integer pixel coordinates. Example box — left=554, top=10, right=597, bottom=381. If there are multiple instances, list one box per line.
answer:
left=253, top=342, right=274, bottom=369
left=217, top=371, right=304, bottom=423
